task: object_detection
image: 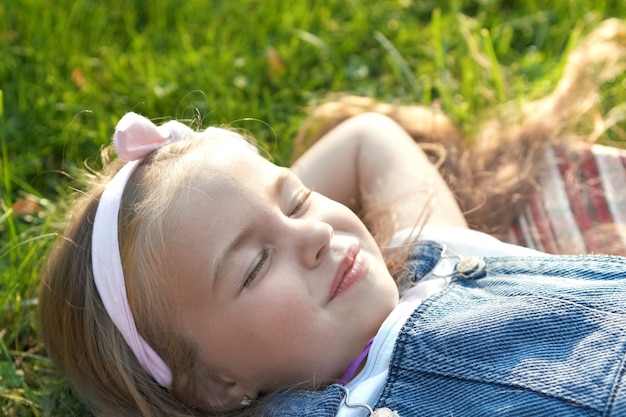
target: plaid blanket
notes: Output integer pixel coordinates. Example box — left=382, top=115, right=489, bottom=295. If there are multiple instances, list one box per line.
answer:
left=506, top=142, right=626, bottom=256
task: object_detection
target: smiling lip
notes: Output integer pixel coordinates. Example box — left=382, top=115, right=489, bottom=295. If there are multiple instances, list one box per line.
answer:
left=329, top=245, right=369, bottom=302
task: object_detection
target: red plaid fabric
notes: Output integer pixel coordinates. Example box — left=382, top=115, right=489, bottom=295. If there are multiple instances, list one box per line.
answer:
left=506, top=142, right=626, bottom=256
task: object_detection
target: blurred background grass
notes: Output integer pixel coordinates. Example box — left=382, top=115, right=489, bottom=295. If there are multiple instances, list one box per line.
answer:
left=1, top=0, right=625, bottom=415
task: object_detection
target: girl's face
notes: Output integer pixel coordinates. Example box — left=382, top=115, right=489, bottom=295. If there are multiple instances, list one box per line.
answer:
left=165, top=138, right=398, bottom=400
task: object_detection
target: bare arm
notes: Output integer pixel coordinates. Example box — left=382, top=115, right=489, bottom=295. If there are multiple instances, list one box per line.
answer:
left=291, top=112, right=468, bottom=232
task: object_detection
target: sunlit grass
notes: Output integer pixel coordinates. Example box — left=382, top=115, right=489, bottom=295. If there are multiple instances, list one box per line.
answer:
left=1, top=0, right=625, bottom=414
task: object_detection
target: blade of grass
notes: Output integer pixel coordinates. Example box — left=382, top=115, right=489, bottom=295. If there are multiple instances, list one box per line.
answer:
left=481, top=28, right=506, bottom=103
left=430, top=8, right=455, bottom=110
left=373, top=30, right=421, bottom=100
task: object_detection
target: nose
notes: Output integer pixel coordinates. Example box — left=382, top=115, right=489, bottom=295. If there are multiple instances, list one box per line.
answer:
left=293, top=219, right=333, bottom=268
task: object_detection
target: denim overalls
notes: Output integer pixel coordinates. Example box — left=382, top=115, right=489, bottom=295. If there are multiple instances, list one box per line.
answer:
left=265, top=241, right=626, bottom=417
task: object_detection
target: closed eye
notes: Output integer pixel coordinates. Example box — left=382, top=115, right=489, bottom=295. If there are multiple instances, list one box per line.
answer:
left=290, top=189, right=312, bottom=217
left=243, top=248, right=270, bottom=288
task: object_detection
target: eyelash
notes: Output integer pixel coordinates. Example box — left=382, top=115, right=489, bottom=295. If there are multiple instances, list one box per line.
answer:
left=290, top=189, right=311, bottom=217
left=243, top=248, right=270, bottom=288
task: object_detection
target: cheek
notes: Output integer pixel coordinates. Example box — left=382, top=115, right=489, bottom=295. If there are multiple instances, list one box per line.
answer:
left=225, top=293, right=322, bottom=376
left=241, top=282, right=334, bottom=355
left=199, top=295, right=313, bottom=368
left=240, top=282, right=314, bottom=332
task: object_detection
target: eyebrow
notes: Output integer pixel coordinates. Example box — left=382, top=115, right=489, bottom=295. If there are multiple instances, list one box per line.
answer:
left=212, top=169, right=291, bottom=292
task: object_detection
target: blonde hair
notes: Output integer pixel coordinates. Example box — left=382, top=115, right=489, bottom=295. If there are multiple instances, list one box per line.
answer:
left=39, top=18, right=626, bottom=417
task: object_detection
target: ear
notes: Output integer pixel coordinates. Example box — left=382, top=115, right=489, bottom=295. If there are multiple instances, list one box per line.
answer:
left=207, top=371, right=256, bottom=409
left=173, top=367, right=257, bottom=411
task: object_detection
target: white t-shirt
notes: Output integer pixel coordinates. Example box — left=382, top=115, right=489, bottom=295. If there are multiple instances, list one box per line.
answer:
left=336, top=226, right=545, bottom=417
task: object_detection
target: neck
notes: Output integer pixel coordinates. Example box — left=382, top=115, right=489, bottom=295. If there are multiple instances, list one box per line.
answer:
left=338, top=338, right=374, bottom=384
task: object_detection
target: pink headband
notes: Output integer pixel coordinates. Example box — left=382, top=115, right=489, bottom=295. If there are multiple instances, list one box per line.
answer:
left=92, top=112, right=255, bottom=387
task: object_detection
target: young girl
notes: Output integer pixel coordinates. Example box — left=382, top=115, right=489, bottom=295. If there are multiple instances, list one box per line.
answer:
left=39, top=19, right=626, bottom=417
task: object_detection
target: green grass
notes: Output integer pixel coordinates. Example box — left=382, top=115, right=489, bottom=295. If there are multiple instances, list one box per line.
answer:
left=1, top=0, right=625, bottom=415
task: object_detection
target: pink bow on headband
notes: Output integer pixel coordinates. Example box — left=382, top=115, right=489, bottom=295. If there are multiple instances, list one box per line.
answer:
left=114, top=112, right=197, bottom=162
left=114, top=112, right=258, bottom=162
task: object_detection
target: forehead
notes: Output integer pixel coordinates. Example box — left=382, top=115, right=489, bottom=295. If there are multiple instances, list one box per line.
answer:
left=177, top=137, right=273, bottom=189
left=165, top=136, right=278, bottom=239
left=195, top=136, right=264, bottom=171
